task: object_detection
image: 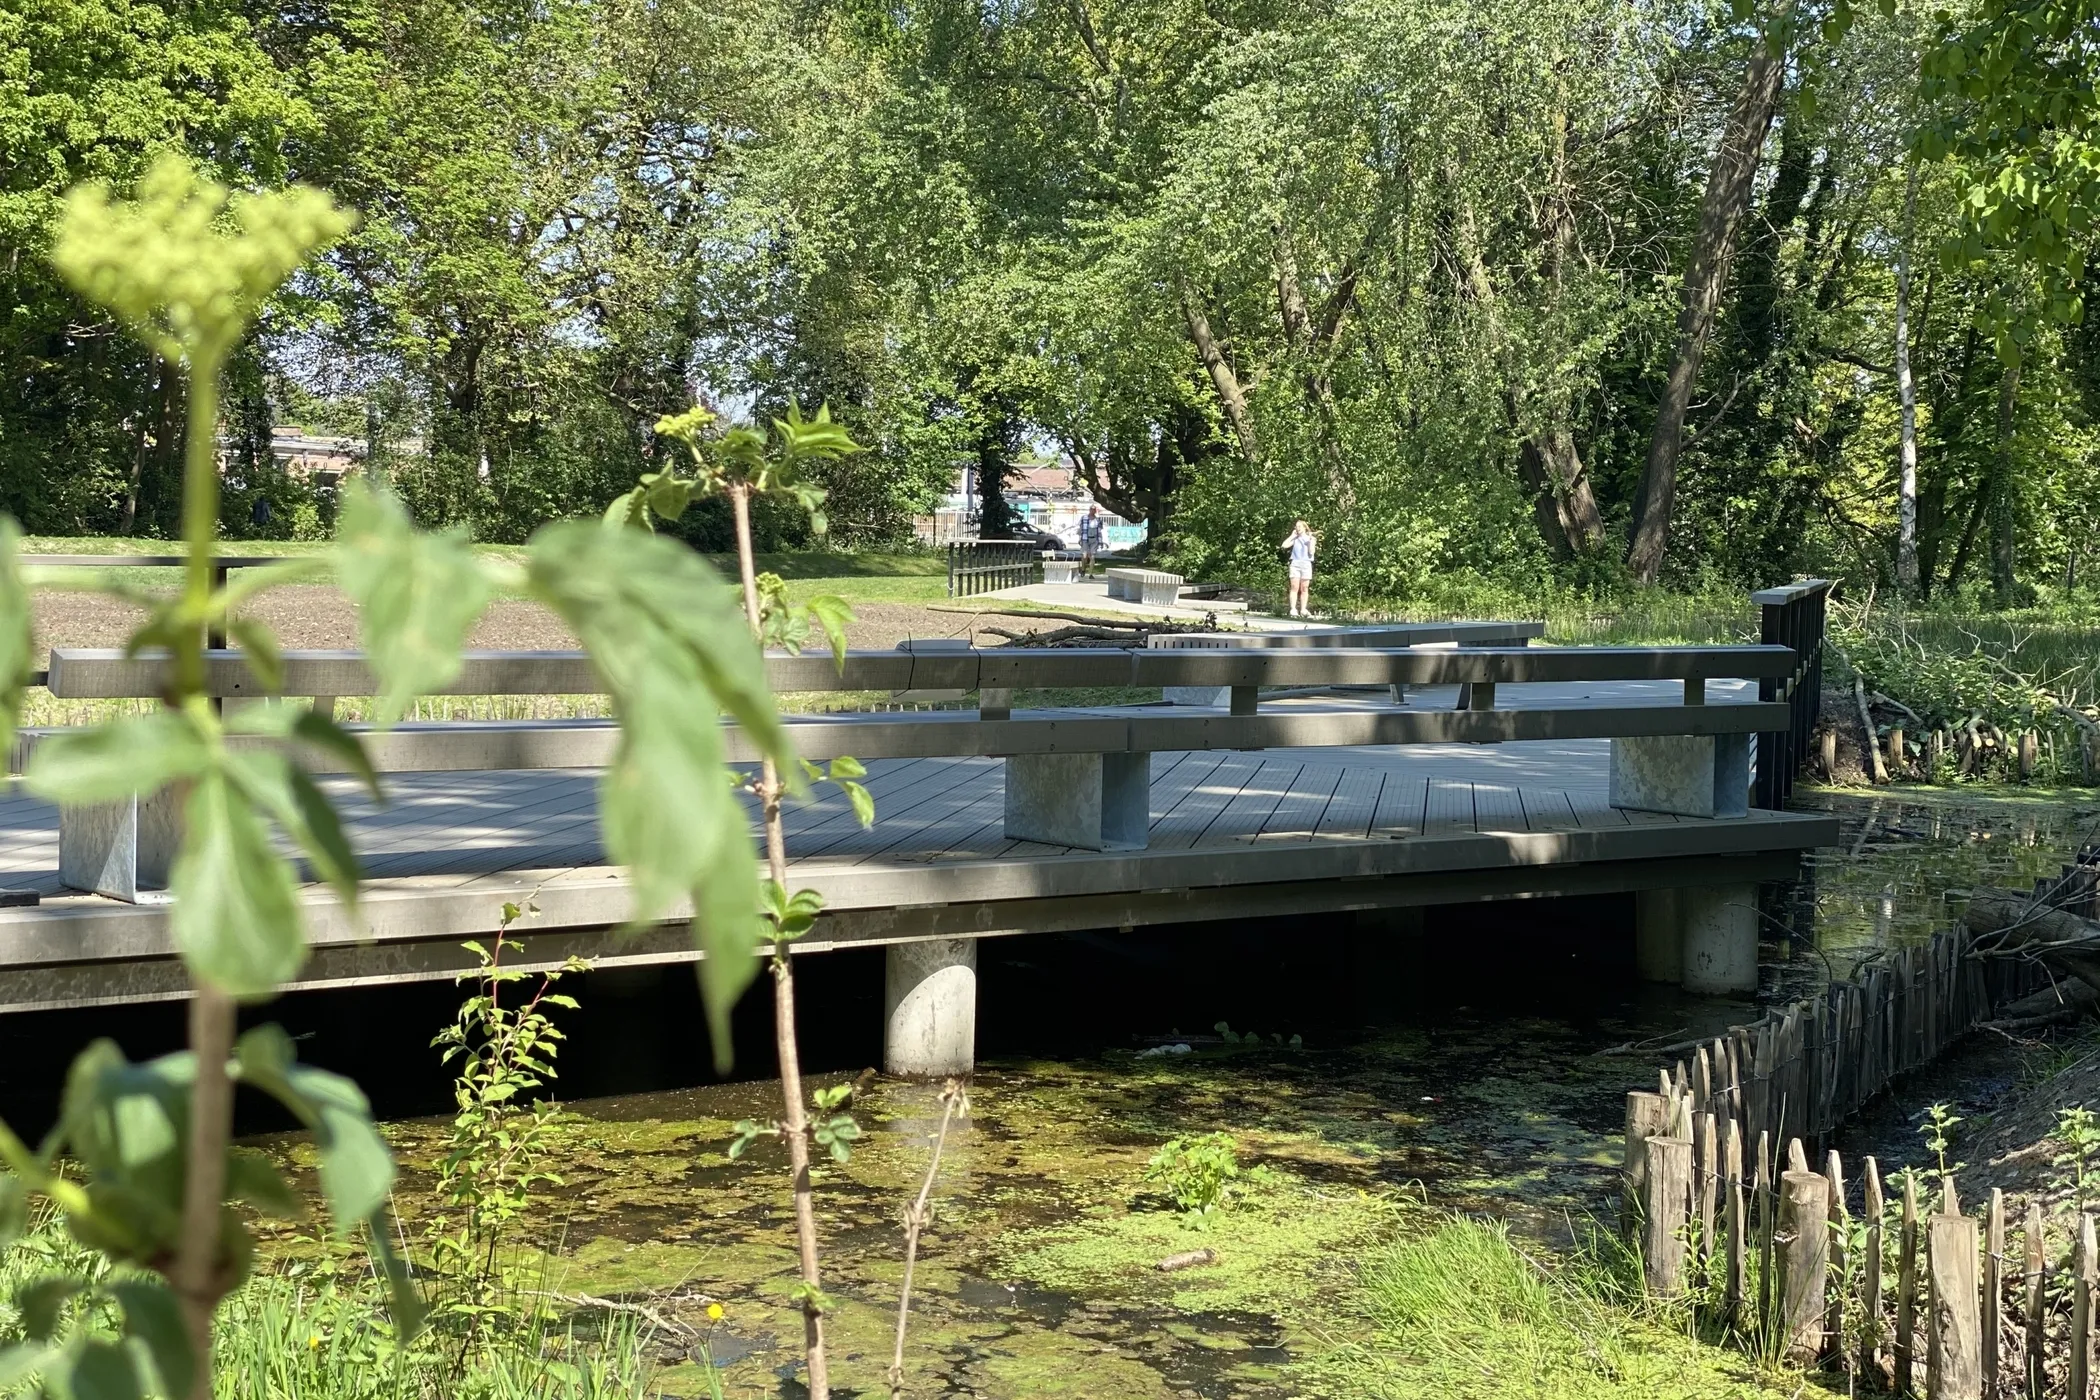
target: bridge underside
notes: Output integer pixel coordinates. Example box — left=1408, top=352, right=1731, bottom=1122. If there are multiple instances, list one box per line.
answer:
left=0, top=715, right=1833, bottom=1014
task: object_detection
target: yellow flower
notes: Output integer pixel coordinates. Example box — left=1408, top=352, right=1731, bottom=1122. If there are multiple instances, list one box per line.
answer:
left=308, top=1334, right=322, bottom=1350
left=705, top=1303, right=724, bottom=1322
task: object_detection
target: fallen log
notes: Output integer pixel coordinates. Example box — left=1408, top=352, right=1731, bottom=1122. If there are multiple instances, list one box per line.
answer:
left=1962, top=888, right=2100, bottom=995
left=1156, top=1248, right=1218, bottom=1272
left=1984, top=979, right=2100, bottom=1031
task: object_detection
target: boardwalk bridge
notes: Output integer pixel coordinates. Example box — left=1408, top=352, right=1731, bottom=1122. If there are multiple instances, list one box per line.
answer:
left=0, top=581, right=1835, bottom=1077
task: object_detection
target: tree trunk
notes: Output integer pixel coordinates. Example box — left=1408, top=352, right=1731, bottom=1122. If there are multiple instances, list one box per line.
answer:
left=1920, top=323, right=1979, bottom=595
left=1895, top=163, right=1922, bottom=594
left=976, top=418, right=1013, bottom=539
left=1626, top=41, right=1787, bottom=583
left=1515, top=418, right=1607, bottom=556
left=1181, top=286, right=1261, bottom=468
left=1990, top=353, right=2022, bottom=603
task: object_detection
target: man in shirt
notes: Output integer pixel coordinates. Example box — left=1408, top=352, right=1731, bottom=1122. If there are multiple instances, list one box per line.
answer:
left=1078, top=506, right=1104, bottom=571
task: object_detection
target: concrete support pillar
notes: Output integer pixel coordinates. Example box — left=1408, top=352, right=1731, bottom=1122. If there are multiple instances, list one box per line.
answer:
left=884, top=938, right=978, bottom=1078
left=1004, top=751, right=1149, bottom=850
left=1681, top=883, right=1759, bottom=995
left=1635, top=888, right=1683, bottom=983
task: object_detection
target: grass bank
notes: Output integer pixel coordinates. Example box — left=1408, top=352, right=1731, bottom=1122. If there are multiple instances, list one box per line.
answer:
left=1304, top=1216, right=1828, bottom=1400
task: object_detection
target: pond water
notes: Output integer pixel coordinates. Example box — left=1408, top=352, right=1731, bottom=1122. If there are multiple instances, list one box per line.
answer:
left=255, top=787, right=2100, bottom=1399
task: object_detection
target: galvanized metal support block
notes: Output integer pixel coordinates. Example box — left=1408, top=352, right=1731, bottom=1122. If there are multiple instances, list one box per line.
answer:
left=1610, top=732, right=1752, bottom=819
left=1003, top=751, right=1150, bottom=850
left=59, top=787, right=183, bottom=902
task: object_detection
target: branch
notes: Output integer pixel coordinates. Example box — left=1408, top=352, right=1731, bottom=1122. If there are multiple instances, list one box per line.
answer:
left=1827, top=347, right=1895, bottom=376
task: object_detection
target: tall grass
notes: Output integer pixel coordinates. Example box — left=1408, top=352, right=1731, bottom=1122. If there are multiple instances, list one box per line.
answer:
left=1306, top=1215, right=1814, bottom=1400
left=0, top=1207, right=674, bottom=1400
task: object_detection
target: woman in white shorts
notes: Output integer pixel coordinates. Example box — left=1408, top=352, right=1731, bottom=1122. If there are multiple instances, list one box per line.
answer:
left=1282, top=519, right=1317, bottom=617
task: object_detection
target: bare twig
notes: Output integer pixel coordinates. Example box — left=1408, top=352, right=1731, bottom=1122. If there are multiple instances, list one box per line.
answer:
left=889, top=1079, right=966, bottom=1400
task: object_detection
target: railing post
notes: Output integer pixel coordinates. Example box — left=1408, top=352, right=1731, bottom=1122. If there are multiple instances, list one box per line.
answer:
left=1750, top=580, right=1831, bottom=810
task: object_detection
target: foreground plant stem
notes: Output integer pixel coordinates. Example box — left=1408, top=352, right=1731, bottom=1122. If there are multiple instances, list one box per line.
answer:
left=729, top=482, right=830, bottom=1400
left=889, top=1081, right=962, bottom=1399
left=173, top=987, right=235, bottom=1399
left=171, top=360, right=234, bottom=1400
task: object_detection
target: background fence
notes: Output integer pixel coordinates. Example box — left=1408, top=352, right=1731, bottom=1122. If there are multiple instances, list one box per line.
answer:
left=946, top=539, right=1041, bottom=597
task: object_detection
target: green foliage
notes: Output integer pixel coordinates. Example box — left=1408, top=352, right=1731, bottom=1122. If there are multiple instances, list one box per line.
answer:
left=1922, top=0, right=2098, bottom=342
left=336, top=486, right=495, bottom=726
left=4, top=145, right=826, bottom=1396
left=0, top=1029, right=414, bottom=1394
left=523, top=520, right=784, bottom=1072
left=2052, top=1106, right=2100, bottom=1213
left=1920, top=1102, right=1966, bottom=1191
left=1142, top=1133, right=1241, bottom=1226
left=808, top=1085, right=863, bottom=1165
left=50, top=156, right=354, bottom=382
left=427, top=905, right=589, bottom=1336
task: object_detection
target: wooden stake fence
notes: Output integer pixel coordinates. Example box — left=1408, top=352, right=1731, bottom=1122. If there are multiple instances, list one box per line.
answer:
left=1617, top=851, right=2100, bottom=1390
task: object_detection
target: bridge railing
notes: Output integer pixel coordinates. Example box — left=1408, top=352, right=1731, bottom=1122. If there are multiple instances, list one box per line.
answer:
left=35, top=641, right=1797, bottom=896
left=1749, top=579, right=1833, bottom=810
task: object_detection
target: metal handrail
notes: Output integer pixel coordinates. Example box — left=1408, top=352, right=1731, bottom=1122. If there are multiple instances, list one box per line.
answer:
left=46, top=643, right=1801, bottom=700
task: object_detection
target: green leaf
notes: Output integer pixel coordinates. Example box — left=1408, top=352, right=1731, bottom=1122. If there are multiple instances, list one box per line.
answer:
left=0, top=519, right=33, bottom=750
left=225, top=750, right=361, bottom=907
left=25, top=712, right=211, bottom=806
left=843, top=781, right=874, bottom=829
left=17, top=1276, right=85, bottom=1341
left=0, top=1175, right=24, bottom=1247
left=232, top=1025, right=394, bottom=1225
left=0, top=1342, right=56, bottom=1389
left=803, top=596, right=854, bottom=669
left=362, top=1208, right=427, bottom=1338
left=527, top=521, right=787, bottom=769
left=226, top=705, right=380, bottom=799
left=525, top=522, right=780, bottom=1071
left=226, top=617, right=284, bottom=692
left=171, top=768, right=305, bottom=997
left=59, top=1339, right=141, bottom=1400
left=336, top=482, right=493, bottom=725
left=109, top=1280, right=192, bottom=1400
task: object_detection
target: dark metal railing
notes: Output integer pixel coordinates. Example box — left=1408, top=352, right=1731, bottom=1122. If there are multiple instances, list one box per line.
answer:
left=946, top=539, right=1039, bottom=597
left=1751, top=578, right=1833, bottom=809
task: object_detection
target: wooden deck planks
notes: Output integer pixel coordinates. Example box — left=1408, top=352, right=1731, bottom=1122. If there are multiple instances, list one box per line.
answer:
left=1313, top=767, right=1385, bottom=839
left=1471, top=782, right=1528, bottom=834
left=1200, top=760, right=1304, bottom=844
left=1369, top=773, right=1428, bottom=838
left=1424, top=777, right=1476, bottom=837
left=1146, top=753, right=1269, bottom=851
left=1255, top=764, right=1345, bottom=841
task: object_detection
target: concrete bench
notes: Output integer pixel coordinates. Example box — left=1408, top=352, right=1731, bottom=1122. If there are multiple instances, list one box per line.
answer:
left=35, top=642, right=1795, bottom=895
left=1104, top=567, right=1183, bottom=606
left=1041, top=557, right=1081, bottom=585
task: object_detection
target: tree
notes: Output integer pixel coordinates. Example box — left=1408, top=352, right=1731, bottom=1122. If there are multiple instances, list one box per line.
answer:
left=1625, top=17, right=1790, bottom=584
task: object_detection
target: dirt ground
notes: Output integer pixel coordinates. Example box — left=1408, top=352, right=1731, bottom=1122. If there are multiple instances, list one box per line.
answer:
left=32, top=587, right=984, bottom=653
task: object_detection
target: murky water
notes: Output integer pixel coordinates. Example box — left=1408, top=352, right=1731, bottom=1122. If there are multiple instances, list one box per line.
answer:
left=1787, top=789, right=2100, bottom=965
left=251, top=788, right=2100, bottom=1399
